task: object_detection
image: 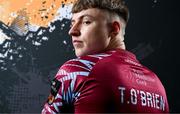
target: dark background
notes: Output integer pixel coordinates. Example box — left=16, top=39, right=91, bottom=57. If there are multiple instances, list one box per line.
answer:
left=0, top=0, right=179, bottom=113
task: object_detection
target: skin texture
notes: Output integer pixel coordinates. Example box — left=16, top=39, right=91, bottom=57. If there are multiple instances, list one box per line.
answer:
left=69, top=8, right=125, bottom=57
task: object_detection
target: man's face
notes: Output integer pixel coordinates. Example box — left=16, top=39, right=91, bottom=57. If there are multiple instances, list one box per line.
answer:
left=69, top=8, right=111, bottom=57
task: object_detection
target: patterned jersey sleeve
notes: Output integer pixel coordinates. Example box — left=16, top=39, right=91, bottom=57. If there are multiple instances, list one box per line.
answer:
left=41, top=56, right=100, bottom=114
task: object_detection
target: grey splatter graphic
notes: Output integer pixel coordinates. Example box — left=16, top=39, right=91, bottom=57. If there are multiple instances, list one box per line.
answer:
left=7, top=67, right=51, bottom=112
left=152, top=0, right=158, bottom=8
left=0, top=5, right=74, bottom=112
left=131, top=40, right=162, bottom=60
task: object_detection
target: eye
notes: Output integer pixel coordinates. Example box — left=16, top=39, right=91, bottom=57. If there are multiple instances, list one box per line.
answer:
left=69, top=24, right=73, bottom=28
left=83, top=21, right=91, bottom=25
left=70, top=22, right=74, bottom=28
left=70, top=21, right=75, bottom=28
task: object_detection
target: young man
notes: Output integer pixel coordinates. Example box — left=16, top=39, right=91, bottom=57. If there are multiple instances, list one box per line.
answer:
left=42, top=0, right=169, bottom=113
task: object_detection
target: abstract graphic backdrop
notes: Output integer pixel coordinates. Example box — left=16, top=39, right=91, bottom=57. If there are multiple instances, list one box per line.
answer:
left=0, top=0, right=179, bottom=113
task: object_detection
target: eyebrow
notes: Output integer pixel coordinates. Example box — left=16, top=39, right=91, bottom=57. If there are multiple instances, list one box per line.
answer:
left=71, top=14, right=95, bottom=23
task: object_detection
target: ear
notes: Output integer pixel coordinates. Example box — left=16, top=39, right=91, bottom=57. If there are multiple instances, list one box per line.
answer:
left=110, top=21, right=120, bottom=38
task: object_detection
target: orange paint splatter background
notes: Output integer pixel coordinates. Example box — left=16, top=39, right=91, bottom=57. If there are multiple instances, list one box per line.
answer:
left=0, top=0, right=75, bottom=27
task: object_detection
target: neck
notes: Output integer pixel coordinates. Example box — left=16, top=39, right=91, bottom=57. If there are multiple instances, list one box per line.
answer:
left=105, top=36, right=126, bottom=51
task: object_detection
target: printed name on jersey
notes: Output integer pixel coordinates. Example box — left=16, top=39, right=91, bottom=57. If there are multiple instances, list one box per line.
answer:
left=47, top=79, right=61, bottom=104
left=118, top=86, right=165, bottom=111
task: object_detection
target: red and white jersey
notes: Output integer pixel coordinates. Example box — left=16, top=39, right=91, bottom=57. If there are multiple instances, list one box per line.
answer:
left=42, top=49, right=169, bottom=113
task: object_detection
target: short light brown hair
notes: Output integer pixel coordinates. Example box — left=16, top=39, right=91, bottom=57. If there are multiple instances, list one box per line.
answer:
left=71, top=0, right=129, bottom=23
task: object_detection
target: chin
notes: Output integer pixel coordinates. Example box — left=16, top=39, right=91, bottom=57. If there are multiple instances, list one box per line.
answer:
left=75, top=50, right=89, bottom=57
left=75, top=51, right=84, bottom=57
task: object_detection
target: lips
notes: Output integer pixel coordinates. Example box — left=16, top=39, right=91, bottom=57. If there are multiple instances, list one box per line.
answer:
left=73, top=40, right=83, bottom=43
left=72, top=40, right=83, bottom=47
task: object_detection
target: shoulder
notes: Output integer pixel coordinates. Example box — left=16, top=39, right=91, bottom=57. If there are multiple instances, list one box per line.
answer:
left=89, top=50, right=126, bottom=73
left=55, top=52, right=113, bottom=80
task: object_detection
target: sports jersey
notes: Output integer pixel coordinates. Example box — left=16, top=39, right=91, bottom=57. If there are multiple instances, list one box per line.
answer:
left=41, top=49, right=169, bottom=113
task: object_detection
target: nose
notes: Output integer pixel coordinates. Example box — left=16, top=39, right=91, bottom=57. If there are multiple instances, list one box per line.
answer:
left=68, top=23, right=81, bottom=36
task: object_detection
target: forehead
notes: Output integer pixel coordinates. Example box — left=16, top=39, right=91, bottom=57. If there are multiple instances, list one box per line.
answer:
left=71, top=8, right=109, bottom=20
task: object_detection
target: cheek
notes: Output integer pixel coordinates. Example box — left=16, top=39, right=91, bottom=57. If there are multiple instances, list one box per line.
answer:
left=84, top=31, right=101, bottom=45
left=82, top=28, right=96, bottom=43
left=82, top=24, right=109, bottom=46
